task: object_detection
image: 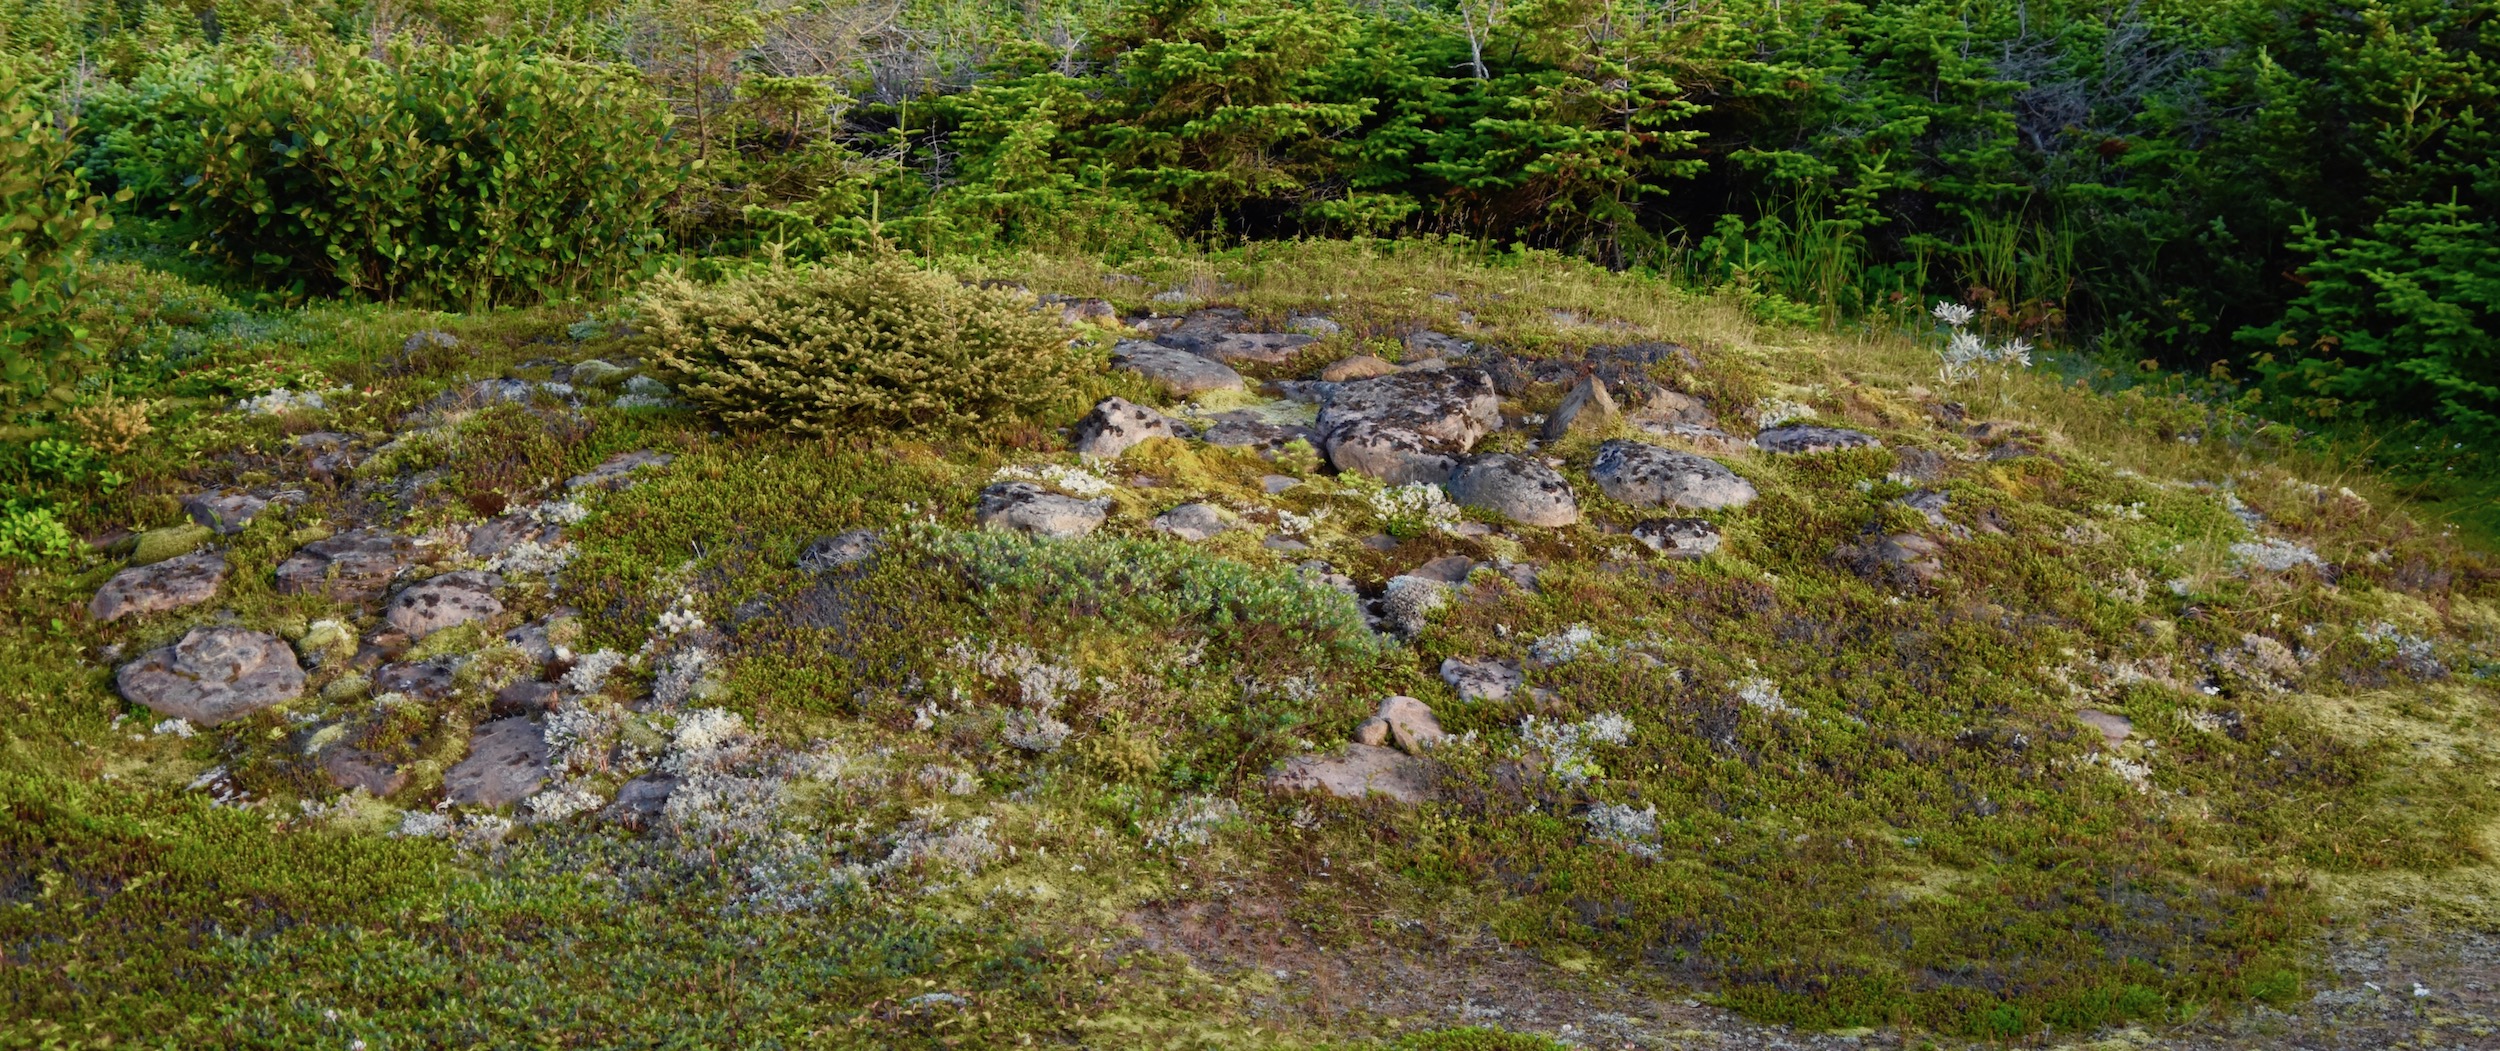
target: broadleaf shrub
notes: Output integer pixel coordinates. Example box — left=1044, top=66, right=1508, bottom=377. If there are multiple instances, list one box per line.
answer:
left=1, top=58, right=115, bottom=410
left=183, top=42, right=682, bottom=307
left=636, top=252, right=1096, bottom=434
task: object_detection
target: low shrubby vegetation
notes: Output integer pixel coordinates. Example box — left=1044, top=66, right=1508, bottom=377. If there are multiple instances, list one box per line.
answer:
left=637, top=250, right=1098, bottom=433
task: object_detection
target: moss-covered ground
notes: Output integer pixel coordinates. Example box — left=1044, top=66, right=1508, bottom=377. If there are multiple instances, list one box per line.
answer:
left=6, top=241, right=2497, bottom=1048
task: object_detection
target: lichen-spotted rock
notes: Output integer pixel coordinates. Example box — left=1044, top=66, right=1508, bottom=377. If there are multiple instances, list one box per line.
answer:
left=1756, top=424, right=1882, bottom=455
left=115, top=626, right=305, bottom=726
left=1589, top=440, right=1757, bottom=510
left=90, top=549, right=228, bottom=623
left=976, top=482, right=1108, bottom=538
left=1111, top=341, right=1244, bottom=396
left=1446, top=454, right=1579, bottom=527
left=385, top=571, right=506, bottom=638
left=275, top=529, right=409, bottom=604
left=1631, top=517, right=1723, bottom=558
left=1316, top=369, right=1501, bottom=484
left=1072, top=397, right=1192, bottom=459
left=443, top=716, right=549, bottom=807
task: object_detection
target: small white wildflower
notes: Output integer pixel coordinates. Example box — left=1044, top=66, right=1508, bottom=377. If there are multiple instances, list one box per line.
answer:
left=1932, top=301, right=1977, bottom=327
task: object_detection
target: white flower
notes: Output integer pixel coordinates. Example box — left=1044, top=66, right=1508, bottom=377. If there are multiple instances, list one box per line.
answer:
left=2001, top=337, right=2034, bottom=367
left=1932, top=301, right=1977, bottom=328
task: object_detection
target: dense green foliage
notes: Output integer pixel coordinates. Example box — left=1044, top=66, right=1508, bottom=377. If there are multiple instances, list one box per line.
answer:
left=175, top=43, right=681, bottom=306
left=0, top=59, right=116, bottom=411
left=6, top=0, right=2496, bottom=441
left=636, top=252, right=1097, bottom=432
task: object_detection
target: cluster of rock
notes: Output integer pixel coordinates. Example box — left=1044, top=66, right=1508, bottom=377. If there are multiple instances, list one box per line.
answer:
left=1268, top=694, right=1447, bottom=804
left=93, top=394, right=681, bottom=810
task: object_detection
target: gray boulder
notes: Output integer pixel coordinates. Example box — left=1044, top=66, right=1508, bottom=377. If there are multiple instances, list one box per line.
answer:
left=1756, top=424, right=1882, bottom=455
left=976, top=482, right=1107, bottom=538
left=1151, top=503, right=1231, bottom=541
left=1589, top=441, right=1757, bottom=510
left=1319, top=355, right=1400, bottom=382
left=443, top=717, right=549, bottom=807
left=1317, top=369, right=1501, bottom=484
left=1288, top=315, right=1342, bottom=337
left=1111, top=341, right=1245, bottom=396
left=1267, top=743, right=1435, bottom=804
left=182, top=490, right=268, bottom=535
left=1072, top=397, right=1191, bottom=459
left=1441, top=657, right=1522, bottom=703
left=275, top=529, right=410, bottom=604
left=385, top=571, right=506, bottom=638
left=116, top=627, right=305, bottom=726
left=1446, top=454, right=1579, bottom=527
left=1631, top=517, right=1723, bottom=558
left=1166, top=332, right=1317, bottom=364
left=90, top=550, right=227, bottom=623
left=1630, top=388, right=1716, bottom=429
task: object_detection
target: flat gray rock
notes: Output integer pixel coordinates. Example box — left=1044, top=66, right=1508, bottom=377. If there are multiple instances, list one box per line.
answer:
left=1441, top=657, right=1522, bottom=703
left=976, top=482, right=1107, bottom=538
left=1402, top=331, right=1472, bottom=359
left=566, top=450, right=674, bottom=492
left=1756, top=424, right=1882, bottom=455
left=385, top=571, right=505, bottom=638
left=321, top=746, right=406, bottom=796
left=116, top=627, right=305, bottom=726
left=90, top=549, right=227, bottom=623
left=1631, top=517, right=1723, bottom=558
left=182, top=490, right=267, bottom=535
left=1267, top=743, right=1436, bottom=804
left=1073, top=397, right=1191, bottom=459
left=1317, top=369, right=1501, bottom=484
left=1111, top=341, right=1244, bottom=396
left=275, top=529, right=409, bottom=604
left=443, top=716, right=549, bottom=807
left=1165, top=332, right=1317, bottom=364
left=1151, top=502, right=1230, bottom=541
left=1446, top=454, right=1579, bottom=527
left=467, top=515, right=559, bottom=559
left=1589, top=441, right=1757, bottom=510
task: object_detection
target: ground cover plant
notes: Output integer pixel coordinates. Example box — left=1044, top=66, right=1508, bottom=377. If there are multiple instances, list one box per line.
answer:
left=2, top=0, right=2499, bottom=1048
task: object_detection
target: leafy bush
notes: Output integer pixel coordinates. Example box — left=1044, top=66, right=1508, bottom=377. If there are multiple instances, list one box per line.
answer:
left=183, top=41, right=681, bottom=306
left=0, top=58, right=116, bottom=411
left=636, top=252, right=1095, bottom=434
left=0, top=498, right=78, bottom=564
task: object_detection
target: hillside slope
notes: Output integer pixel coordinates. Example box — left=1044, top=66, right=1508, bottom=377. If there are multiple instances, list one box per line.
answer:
left=5, top=242, right=2497, bottom=1049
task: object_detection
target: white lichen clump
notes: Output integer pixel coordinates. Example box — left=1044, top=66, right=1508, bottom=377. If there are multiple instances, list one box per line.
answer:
left=1584, top=802, right=1663, bottom=860
left=562, top=649, right=629, bottom=694
left=1365, top=482, right=1461, bottom=535
left=1143, top=795, right=1243, bottom=851
left=993, top=463, right=1116, bottom=498
left=1520, top=712, right=1634, bottom=785
left=1737, top=677, right=1801, bottom=717
left=2231, top=538, right=2324, bottom=572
